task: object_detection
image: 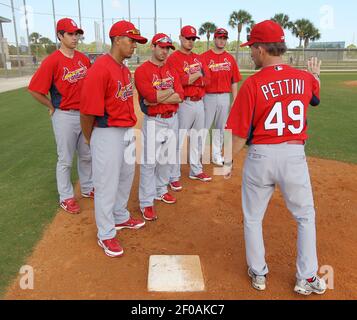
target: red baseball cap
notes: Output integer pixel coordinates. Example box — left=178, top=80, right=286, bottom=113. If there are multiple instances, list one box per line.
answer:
left=181, top=25, right=200, bottom=39
left=56, top=18, right=83, bottom=34
left=214, top=28, right=229, bottom=39
left=240, top=20, right=285, bottom=47
left=152, top=33, right=176, bottom=50
left=109, top=20, right=148, bottom=44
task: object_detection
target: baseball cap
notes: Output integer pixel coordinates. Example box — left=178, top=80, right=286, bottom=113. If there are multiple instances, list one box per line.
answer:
left=214, top=28, right=229, bottom=39
left=152, top=33, right=176, bottom=50
left=240, top=20, right=285, bottom=47
left=109, top=20, right=148, bottom=44
left=56, top=18, right=84, bottom=34
left=181, top=26, right=200, bottom=40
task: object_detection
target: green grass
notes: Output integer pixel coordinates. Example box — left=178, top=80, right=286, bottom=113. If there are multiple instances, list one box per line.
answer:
left=0, top=88, right=74, bottom=298
left=0, top=73, right=356, bottom=298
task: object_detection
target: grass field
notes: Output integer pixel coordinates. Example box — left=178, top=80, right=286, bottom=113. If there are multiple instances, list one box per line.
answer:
left=0, top=73, right=356, bottom=298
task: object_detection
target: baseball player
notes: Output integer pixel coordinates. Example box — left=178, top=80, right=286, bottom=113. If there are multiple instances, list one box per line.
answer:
left=225, top=20, right=327, bottom=296
left=80, top=21, right=147, bottom=258
left=135, top=33, right=184, bottom=221
left=167, top=25, right=212, bottom=192
left=28, top=18, right=93, bottom=215
left=201, top=28, right=242, bottom=167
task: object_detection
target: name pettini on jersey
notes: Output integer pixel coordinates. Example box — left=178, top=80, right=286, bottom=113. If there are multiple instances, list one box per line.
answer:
left=261, top=78, right=306, bottom=101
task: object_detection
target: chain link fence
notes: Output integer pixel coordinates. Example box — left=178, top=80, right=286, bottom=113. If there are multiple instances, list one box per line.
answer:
left=1, top=0, right=357, bottom=78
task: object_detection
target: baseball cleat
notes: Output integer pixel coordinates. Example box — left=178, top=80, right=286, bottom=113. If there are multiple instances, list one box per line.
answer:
left=189, top=173, right=213, bottom=182
left=82, top=189, right=95, bottom=199
left=141, top=207, right=158, bottom=221
left=115, top=217, right=146, bottom=231
left=60, top=198, right=81, bottom=215
left=213, top=156, right=225, bottom=167
left=170, top=181, right=183, bottom=192
left=98, top=239, right=124, bottom=258
left=294, top=276, right=327, bottom=296
left=248, top=268, right=267, bottom=291
left=155, top=193, right=177, bottom=204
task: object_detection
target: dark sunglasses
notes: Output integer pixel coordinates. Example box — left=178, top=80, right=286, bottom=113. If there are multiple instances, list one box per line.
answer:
left=185, top=37, right=197, bottom=42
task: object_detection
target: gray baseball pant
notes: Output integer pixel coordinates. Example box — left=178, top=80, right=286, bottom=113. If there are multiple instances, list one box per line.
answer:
left=140, top=114, right=178, bottom=209
left=51, top=109, right=93, bottom=203
left=204, top=93, right=231, bottom=160
left=90, top=127, right=136, bottom=241
left=171, top=99, right=206, bottom=181
left=242, top=144, right=319, bottom=281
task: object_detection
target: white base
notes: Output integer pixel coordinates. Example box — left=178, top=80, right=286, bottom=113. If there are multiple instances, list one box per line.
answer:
left=148, top=256, right=205, bottom=292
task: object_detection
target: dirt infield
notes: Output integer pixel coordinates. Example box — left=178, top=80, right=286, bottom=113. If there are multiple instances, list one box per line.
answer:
left=4, top=94, right=357, bottom=300
left=344, top=81, right=357, bottom=87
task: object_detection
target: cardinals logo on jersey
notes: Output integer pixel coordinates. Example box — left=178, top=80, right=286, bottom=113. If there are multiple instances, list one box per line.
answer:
left=115, top=74, right=134, bottom=101
left=208, top=58, right=231, bottom=72
left=183, top=58, right=202, bottom=74
left=152, top=71, right=174, bottom=90
left=62, top=61, right=87, bottom=83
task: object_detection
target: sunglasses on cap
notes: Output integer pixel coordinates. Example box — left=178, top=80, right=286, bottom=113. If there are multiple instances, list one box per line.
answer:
left=216, top=32, right=228, bottom=37
left=185, top=37, right=197, bottom=41
left=156, top=36, right=173, bottom=44
left=126, top=28, right=141, bottom=35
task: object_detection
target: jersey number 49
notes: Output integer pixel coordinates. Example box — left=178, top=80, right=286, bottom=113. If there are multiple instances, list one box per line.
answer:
left=264, top=100, right=305, bottom=137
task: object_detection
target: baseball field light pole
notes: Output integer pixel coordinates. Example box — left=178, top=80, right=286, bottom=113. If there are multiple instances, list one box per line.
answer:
left=128, top=0, right=131, bottom=22
left=77, top=0, right=83, bottom=43
left=22, top=0, right=31, bottom=56
left=101, top=0, right=106, bottom=52
left=51, top=0, right=58, bottom=47
left=154, top=0, right=157, bottom=34
left=10, top=0, right=22, bottom=76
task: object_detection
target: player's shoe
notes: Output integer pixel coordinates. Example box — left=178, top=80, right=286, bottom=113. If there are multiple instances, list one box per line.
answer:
left=248, top=268, right=267, bottom=291
left=82, top=189, right=95, bottom=199
left=141, top=207, right=158, bottom=221
left=213, top=155, right=225, bottom=167
left=294, top=276, right=327, bottom=296
left=60, top=198, right=81, bottom=215
left=189, top=173, right=213, bottom=182
left=98, top=238, right=124, bottom=258
left=155, top=193, right=177, bottom=204
left=170, top=181, right=183, bottom=192
left=115, top=217, right=146, bottom=231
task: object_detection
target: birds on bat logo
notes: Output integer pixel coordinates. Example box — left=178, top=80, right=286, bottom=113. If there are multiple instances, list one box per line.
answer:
left=62, top=61, right=88, bottom=83
left=208, top=58, right=231, bottom=72
left=115, top=75, right=134, bottom=101
left=152, top=71, right=175, bottom=90
left=183, top=59, right=202, bottom=74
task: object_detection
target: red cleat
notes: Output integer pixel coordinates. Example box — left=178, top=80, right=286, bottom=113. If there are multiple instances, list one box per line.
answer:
left=60, top=198, right=81, bottom=215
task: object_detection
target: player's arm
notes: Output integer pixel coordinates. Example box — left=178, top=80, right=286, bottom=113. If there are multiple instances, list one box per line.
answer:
left=231, top=83, right=239, bottom=101
left=307, top=57, right=322, bottom=106
left=200, top=61, right=211, bottom=87
left=135, top=68, right=175, bottom=105
left=161, top=69, right=184, bottom=105
left=231, top=58, right=242, bottom=101
left=80, top=68, right=107, bottom=144
left=28, top=90, right=55, bottom=116
left=223, top=78, right=256, bottom=177
left=80, top=114, right=96, bottom=144
left=188, top=71, right=203, bottom=85
left=28, top=58, right=56, bottom=116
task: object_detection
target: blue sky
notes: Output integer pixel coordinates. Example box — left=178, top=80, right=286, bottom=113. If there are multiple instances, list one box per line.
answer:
left=1, top=0, right=357, bottom=47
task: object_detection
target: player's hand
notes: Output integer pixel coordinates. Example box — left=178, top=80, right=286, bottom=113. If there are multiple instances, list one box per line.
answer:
left=223, top=161, right=234, bottom=180
left=307, top=57, right=322, bottom=78
left=48, top=107, right=55, bottom=117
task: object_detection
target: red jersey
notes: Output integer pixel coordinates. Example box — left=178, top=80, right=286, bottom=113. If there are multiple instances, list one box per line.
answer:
left=28, top=50, right=91, bottom=111
left=201, top=50, right=242, bottom=93
left=80, top=54, right=137, bottom=128
left=166, top=50, right=210, bottom=99
left=226, top=65, right=320, bottom=145
left=134, top=60, right=185, bottom=116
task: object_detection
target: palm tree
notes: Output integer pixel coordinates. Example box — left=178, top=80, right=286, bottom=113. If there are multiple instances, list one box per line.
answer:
left=29, top=32, right=41, bottom=45
left=199, top=22, right=218, bottom=51
left=291, top=19, right=312, bottom=48
left=303, top=25, right=321, bottom=48
left=228, top=10, right=253, bottom=61
left=271, top=13, right=294, bottom=31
